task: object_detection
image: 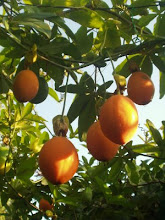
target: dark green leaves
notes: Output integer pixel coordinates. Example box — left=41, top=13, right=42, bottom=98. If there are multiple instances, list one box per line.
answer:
left=154, top=13, right=165, bottom=38
left=75, top=26, right=93, bottom=55
left=12, top=15, right=51, bottom=38
left=125, top=160, right=139, bottom=185
left=78, top=95, right=96, bottom=141
left=0, top=74, right=11, bottom=94
left=160, top=72, right=165, bottom=99
left=146, top=119, right=163, bottom=146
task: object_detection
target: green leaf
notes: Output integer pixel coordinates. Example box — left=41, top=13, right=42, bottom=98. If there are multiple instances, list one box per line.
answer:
left=108, top=158, right=123, bottom=181
left=151, top=55, right=165, bottom=73
left=97, top=81, right=113, bottom=94
left=129, top=0, right=153, bottom=16
left=130, top=144, right=160, bottom=154
left=82, top=155, right=88, bottom=165
left=0, top=74, right=10, bottom=94
left=21, top=103, right=33, bottom=119
left=154, top=13, right=165, bottom=38
left=63, top=42, right=81, bottom=59
left=12, top=16, right=51, bottom=38
left=146, top=119, right=163, bottom=146
left=102, top=21, right=121, bottom=49
left=67, top=94, right=91, bottom=124
left=111, top=0, right=126, bottom=5
left=65, top=8, right=104, bottom=28
left=140, top=55, right=153, bottom=76
left=41, top=62, right=64, bottom=85
left=25, top=114, right=46, bottom=123
left=75, top=26, right=93, bottom=54
left=82, top=187, right=93, bottom=202
left=17, top=157, right=36, bottom=182
left=78, top=96, right=96, bottom=141
left=14, top=121, right=35, bottom=130
left=125, top=160, right=139, bottom=185
left=138, top=14, right=157, bottom=27
left=79, top=72, right=95, bottom=92
left=42, top=0, right=89, bottom=7
left=51, top=17, right=76, bottom=40
left=48, top=88, right=60, bottom=102
left=56, top=84, right=88, bottom=94
left=115, top=55, right=143, bottom=77
left=39, top=131, right=49, bottom=144
left=56, top=196, right=79, bottom=206
left=160, top=72, right=165, bottom=99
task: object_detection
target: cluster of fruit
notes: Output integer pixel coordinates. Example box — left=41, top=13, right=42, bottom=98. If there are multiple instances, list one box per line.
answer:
left=87, top=71, right=155, bottom=161
left=11, top=69, right=155, bottom=185
left=0, top=68, right=155, bottom=212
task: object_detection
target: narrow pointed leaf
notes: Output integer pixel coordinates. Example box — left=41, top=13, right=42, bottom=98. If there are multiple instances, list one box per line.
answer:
left=21, top=103, right=33, bottom=119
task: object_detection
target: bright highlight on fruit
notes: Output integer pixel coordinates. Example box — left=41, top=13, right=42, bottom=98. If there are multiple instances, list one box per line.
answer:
left=87, top=121, right=119, bottom=161
left=127, top=71, right=155, bottom=105
left=99, top=94, right=138, bottom=145
left=13, top=69, right=39, bottom=103
left=39, top=136, right=79, bottom=185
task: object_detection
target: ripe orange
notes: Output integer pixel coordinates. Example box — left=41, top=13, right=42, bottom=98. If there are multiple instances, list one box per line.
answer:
left=127, top=71, right=155, bottom=105
left=39, top=136, right=79, bottom=185
left=99, top=94, right=138, bottom=145
left=39, top=198, right=53, bottom=212
left=13, top=69, right=39, bottom=103
left=87, top=121, right=119, bottom=161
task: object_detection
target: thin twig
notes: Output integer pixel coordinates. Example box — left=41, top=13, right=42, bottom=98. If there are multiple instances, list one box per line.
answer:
left=61, top=73, right=69, bottom=117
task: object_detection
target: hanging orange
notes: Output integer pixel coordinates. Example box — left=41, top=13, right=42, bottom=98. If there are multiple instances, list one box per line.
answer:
left=99, top=94, right=138, bottom=145
left=13, top=69, right=39, bottom=103
left=39, top=136, right=79, bottom=185
left=127, top=71, right=155, bottom=105
left=39, top=198, right=53, bottom=212
left=87, top=121, right=119, bottom=161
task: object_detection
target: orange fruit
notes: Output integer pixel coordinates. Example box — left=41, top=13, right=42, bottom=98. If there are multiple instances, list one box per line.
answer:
left=127, top=71, right=155, bottom=105
left=13, top=69, right=39, bottom=103
left=39, top=198, right=53, bottom=212
left=99, top=94, right=138, bottom=145
left=87, top=121, right=119, bottom=161
left=39, top=136, right=79, bottom=185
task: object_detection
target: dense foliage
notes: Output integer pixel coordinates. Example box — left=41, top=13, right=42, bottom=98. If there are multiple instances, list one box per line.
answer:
left=0, top=0, right=165, bottom=219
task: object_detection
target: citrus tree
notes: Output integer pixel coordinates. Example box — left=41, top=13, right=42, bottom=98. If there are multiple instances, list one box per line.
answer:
left=0, top=0, right=165, bottom=219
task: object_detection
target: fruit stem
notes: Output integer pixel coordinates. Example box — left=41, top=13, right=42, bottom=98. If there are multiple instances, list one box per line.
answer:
left=98, top=68, right=106, bottom=101
left=107, top=51, right=116, bottom=75
left=61, top=73, right=69, bottom=117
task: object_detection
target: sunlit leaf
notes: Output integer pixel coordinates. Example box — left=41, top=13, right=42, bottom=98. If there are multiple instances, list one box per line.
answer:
left=65, top=8, right=104, bottom=28
left=21, top=103, right=33, bottom=119
left=48, top=88, right=60, bottom=102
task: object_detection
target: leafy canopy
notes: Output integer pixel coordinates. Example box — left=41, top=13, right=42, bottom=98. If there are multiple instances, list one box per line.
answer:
left=0, top=0, right=165, bottom=219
